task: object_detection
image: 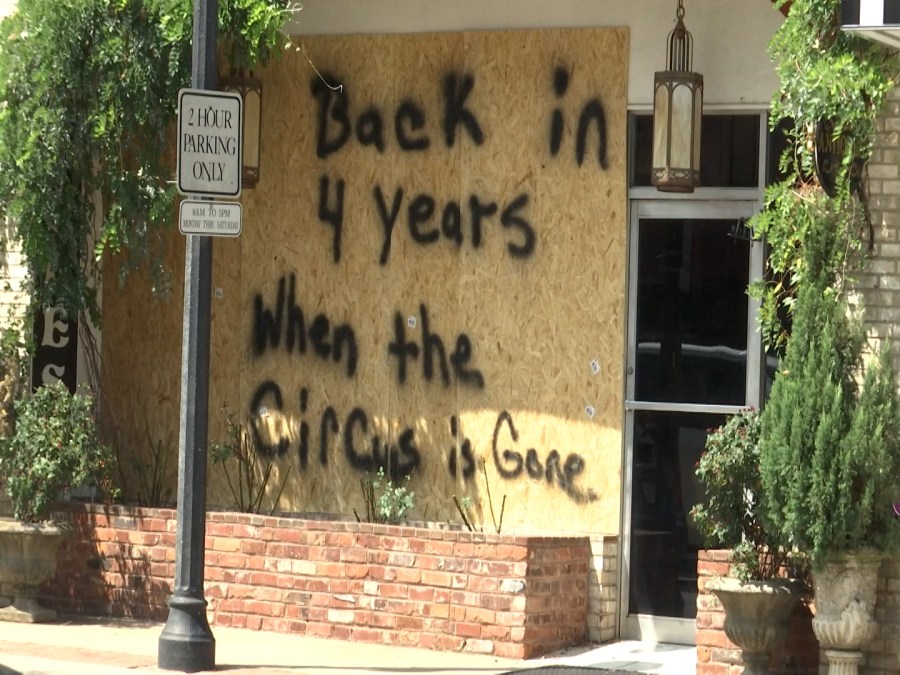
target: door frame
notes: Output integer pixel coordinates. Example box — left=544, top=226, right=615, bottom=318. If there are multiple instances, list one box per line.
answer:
left=619, top=198, right=764, bottom=644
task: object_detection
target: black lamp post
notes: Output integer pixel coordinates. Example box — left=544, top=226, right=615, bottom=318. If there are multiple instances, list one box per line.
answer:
left=158, top=0, right=217, bottom=670
left=652, top=0, right=703, bottom=193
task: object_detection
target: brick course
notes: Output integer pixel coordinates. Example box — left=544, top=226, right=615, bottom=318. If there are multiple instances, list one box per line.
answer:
left=31, top=504, right=607, bottom=659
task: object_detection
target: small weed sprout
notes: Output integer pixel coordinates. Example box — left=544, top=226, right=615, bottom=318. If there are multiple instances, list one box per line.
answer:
left=355, top=467, right=415, bottom=524
left=209, top=408, right=291, bottom=515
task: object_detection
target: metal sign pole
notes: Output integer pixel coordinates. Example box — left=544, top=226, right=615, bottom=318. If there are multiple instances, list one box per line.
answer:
left=158, top=0, right=217, bottom=670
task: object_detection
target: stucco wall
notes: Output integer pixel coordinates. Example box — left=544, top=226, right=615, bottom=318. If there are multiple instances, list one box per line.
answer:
left=288, top=0, right=784, bottom=109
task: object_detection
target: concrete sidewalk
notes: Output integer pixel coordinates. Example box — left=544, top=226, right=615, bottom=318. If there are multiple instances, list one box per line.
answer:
left=0, top=616, right=696, bottom=674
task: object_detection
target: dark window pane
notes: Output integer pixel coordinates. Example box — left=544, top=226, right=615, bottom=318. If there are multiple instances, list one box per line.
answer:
left=766, top=117, right=793, bottom=186
left=629, top=410, right=725, bottom=619
left=631, top=114, right=760, bottom=188
left=635, top=219, right=749, bottom=405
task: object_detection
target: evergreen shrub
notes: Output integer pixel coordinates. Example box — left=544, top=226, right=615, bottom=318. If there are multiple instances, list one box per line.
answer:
left=759, top=220, right=900, bottom=567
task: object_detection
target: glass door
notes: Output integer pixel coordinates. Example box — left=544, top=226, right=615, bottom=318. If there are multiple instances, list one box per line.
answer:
left=621, top=199, right=763, bottom=644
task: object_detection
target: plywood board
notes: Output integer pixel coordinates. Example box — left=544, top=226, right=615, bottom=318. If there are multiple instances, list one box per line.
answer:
left=239, top=27, right=629, bottom=532
left=103, top=27, right=629, bottom=533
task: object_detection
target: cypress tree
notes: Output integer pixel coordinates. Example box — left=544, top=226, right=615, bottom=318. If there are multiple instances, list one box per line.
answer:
left=759, top=218, right=900, bottom=566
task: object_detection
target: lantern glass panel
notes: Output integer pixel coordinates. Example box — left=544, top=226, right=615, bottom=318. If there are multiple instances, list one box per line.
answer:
left=670, top=82, right=693, bottom=169
left=692, top=87, right=702, bottom=170
left=652, top=83, right=670, bottom=168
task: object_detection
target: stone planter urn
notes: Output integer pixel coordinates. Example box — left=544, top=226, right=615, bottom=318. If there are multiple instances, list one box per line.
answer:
left=811, top=552, right=881, bottom=675
left=0, top=518, right=66, bottom=622
left=709, top=577, right=804, bottom=675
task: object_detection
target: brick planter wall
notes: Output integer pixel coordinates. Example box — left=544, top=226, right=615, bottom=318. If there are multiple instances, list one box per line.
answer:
left=32, top=505, right=603, bottom=659
left=696, top=550, right=819, bottom=675
left=697, top=550, right=900, bottom=675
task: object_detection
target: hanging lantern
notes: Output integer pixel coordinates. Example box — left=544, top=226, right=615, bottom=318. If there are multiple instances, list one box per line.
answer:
left=652, top=0, right=703, bottom=193
left=220, top=71, right=262, bottom=188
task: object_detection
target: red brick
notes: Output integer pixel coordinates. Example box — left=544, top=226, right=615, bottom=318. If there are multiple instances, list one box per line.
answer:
left=423, top=540, right=454, bottom=556
left=330, top=564, right=363, bottom=580
left=240, top=540, right=266, bottom=555
left=481, top=625, right=511, bottom=641
left=244, top=600, right=283, bottom=617
left=394, top=567, right=421, bottom=584
left=467, top=576, right=499, bottom=593
left=398, top=630, right=420, bottom=647
left=494, top=642, right=526, bottom=658
left=218, top=554, right=248, bottom=569
left=697, top=645, right=712, bottom=663
left=385, top=599, right=417, bottom=615
left=434, top=634, right=465, bottom=651
left=305, top=622, right=333, bottom=638
left=217, top=598, right=243, bottom=612
left=379, top=583, right=408, bottom=599
left=395, top=615, right=424, bottom=630
left=696, top=665, right=730, bottom=675
left=696, top=629, right=737, bottom=649
left=465, top=606, right=496, bottom=625
left=207, top=523, right=234, bottom=537
left=453, top=621, right=482, bottom=638
left=409, top=586, right=435, bottom=602
left=341, top=547, right=368, bottom=563
left=352, top=628, right=383, bottom=643
left=422, top=571, right=453, bottom=587
left=332, top=625, right=352, bottom=640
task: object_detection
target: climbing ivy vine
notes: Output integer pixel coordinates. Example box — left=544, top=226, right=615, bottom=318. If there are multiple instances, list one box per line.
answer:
left=0, top=0, right=296, bottom=324
left=751, top=0, right=900, bottom=349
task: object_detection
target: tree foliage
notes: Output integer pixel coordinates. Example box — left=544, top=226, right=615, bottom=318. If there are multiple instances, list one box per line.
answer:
left=691, top=409, right=791, bottom=581
left=750, top=0, right=899, bottom=350
left=0, top=0, right=295, bottom=324
left=0, top=380, right=118, bottom=522
left=759, top=221, right=900, bottom=566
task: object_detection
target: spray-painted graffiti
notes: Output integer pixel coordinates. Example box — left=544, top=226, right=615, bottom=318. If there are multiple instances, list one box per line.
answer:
left=374, top=186, right=535, bottom=265
left=245, top=58, right=614, bottom=509
left=312, top=66, right=609, bottom=265
left=549, top=66, right=608, bottom=169
left=247, top=380, right=598, bottom=504
left=252, top=274, right=359, bottom=378
left=317, top=177, right=536, bottom=266
left=492, top=411, right=598, bottom=503
left=249, top=381, right=421, bottom=481
left=311, top=72, right=484, bottom=159
left=447, top=415, right=476, bottom=480
left=387, top=305, right=484, bottom=388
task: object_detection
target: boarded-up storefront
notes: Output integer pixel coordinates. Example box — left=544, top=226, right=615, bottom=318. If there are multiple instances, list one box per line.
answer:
left=101, top=28, right=628, bottom=534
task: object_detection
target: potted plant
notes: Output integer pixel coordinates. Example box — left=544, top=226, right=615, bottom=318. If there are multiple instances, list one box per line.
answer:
left=691, top=408, right=805, bottom=675
left=759, top=214, right=900, bottom=674
left=0, top=377, right=118, bottom=622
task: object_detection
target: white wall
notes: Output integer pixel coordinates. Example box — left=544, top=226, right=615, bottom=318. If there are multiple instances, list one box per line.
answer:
left=289, top=0, right=784, bottom=108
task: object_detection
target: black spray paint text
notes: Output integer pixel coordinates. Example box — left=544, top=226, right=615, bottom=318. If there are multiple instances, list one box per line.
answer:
left=312, top=72, right=485, bottom=159
left=248, top=380, right=597, bottom=504
left=387, top=304, right=484, bottom=389
left=317, top=176, right=536, bottom=265
left=252, top=273, right=359, bottom=378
